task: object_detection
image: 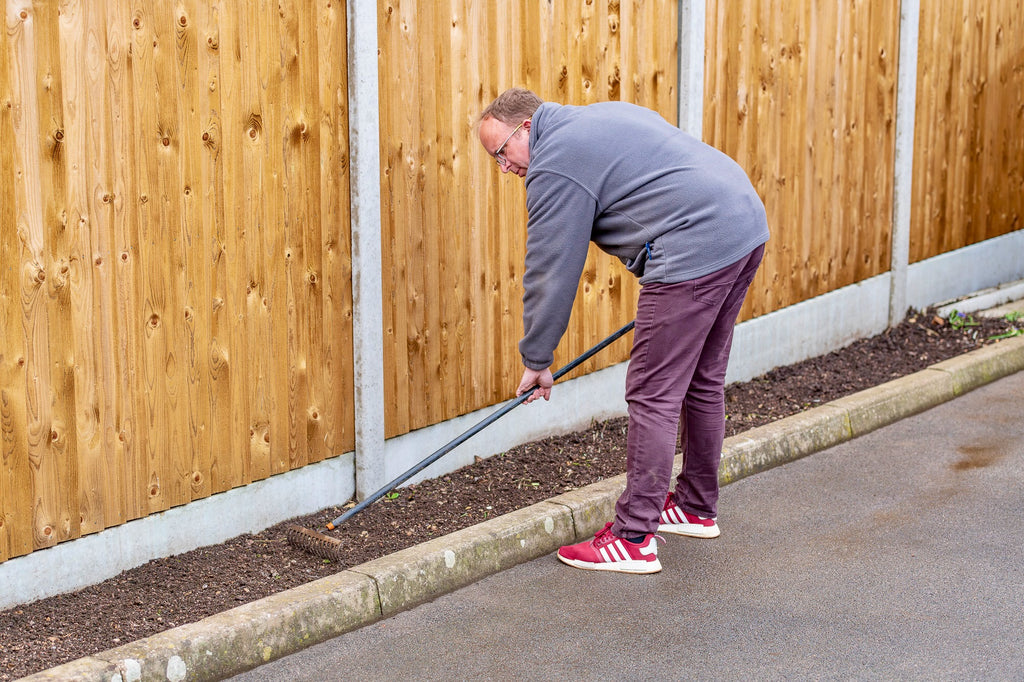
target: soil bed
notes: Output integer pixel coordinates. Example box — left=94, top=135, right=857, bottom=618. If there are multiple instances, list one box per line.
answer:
left=0, top=309, right=1017, bottom=679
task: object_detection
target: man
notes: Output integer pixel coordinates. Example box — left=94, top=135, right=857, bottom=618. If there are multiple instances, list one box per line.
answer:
left=477, top=88, right=769, bottom=574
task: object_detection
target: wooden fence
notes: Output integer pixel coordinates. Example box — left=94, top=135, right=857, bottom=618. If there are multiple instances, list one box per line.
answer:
left=1, top=0, right=1022, bottom=564
left=1, top=0, right=353, bottom=561
left=911, top=0, right=1024, bottom=261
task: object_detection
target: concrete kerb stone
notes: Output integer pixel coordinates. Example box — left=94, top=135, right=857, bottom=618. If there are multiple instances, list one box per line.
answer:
left=547, top=474, right=626, bottom=540
left=718, top=404, right=853, bottom=485
left=20, top=335, right=1024, bottom=681
left=930, top=333, right=1024, bottom=394
left=349, top=500, right=575, bottom=618
left=829, top=368, right=958, bottom=437
left=15, top=656, right=111, bottom=681
left=20, top=571, right=380, bottom=682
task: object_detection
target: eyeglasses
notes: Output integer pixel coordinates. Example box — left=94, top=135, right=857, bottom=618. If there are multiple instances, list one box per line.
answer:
left=493, top=120, right=526, bottom=166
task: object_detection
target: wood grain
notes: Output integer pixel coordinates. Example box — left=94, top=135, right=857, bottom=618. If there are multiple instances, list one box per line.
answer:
left=705, top=0, right=899, bottom=317
left=911, top=1, right=1024, bottom=261
left=0, top=1, right=355, bottom=560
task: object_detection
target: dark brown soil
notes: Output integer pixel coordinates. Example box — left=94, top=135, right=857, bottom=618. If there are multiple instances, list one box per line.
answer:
left=0, top=309, right=1018, bottom=680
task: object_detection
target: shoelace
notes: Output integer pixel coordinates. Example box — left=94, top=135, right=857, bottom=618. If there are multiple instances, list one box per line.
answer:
left=592, top=522, right=616, bottom=545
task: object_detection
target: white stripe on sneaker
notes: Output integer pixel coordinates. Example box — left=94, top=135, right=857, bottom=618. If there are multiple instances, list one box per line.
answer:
left=599, top=540, right=630, bottom=563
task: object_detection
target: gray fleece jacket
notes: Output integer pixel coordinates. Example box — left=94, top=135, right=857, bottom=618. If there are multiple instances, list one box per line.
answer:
left=520, top=100, right=769, bottom=370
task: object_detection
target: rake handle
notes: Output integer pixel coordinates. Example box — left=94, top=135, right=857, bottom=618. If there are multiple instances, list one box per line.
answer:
left=327, top=319, right=635, bottom=529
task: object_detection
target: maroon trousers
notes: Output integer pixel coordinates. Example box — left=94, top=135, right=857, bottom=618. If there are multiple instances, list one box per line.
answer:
left=613, top=244, right=764, bottom=537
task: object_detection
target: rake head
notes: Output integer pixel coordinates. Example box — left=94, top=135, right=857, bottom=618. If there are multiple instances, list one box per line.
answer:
left=285, top=524, right=344, bottom=562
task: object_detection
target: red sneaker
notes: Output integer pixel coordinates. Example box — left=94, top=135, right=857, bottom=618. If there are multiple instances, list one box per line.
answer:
left=557, top=523, right=663, bottom=574
left=659, top=493, right=720, bottom=538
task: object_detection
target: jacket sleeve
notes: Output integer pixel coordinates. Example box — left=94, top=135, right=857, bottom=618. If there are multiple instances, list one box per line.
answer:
left=519, top=172, right=598, bottom=370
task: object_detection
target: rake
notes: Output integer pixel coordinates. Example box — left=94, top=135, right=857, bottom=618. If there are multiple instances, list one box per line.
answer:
left=285, top=320, right=635, bottom=561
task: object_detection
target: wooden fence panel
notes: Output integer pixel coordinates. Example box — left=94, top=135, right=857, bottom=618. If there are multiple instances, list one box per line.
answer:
left=705, top=0, right=900, bottom=317
left=0, top=1, right=353, bottom=561
left=378, top=0, right=677, bottom=439
left=911, top=0, right=1024, bottom=262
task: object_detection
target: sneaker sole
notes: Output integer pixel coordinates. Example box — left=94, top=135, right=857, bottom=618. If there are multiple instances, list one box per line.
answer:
left=657, top=523, right=720, bottom=539
left=556, top=553, right=662, bottom=574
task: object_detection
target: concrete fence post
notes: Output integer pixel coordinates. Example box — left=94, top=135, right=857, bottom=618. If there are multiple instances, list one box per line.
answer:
left=678, top=0, right=706, bottom=140
left=347, top=0, right=387, bottom=500
left=889, top=0, right=920, bottom=327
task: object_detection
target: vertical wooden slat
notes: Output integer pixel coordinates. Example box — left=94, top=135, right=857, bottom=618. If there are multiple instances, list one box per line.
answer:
left=132, top=0, right=177, bottom=512
left=57, top=0, right=106, bottom=534
left=279, top=0, right=309, bottom=470
left=173, top=0, right=210, bottom=504
left=217, top=1, right=253, bottom=492
left=431, top=2, right=454, bottom=423
left=82, top=2, right=125, bottom=531
left=490, top=1, right=522, bottom=406
left=155, top=0, right=188, bottom=508
left=316, top=0, right=354, bottom=461
left=41, top=0, right=81, bottom=547
left=9, top=0, right=80, bottom=548
left=127, top=0, right=159, bottom=512
left=378, top=0, right=410, bottom=437
left=264, top=5, right=288, bottom=475
left=421, top=2, right=442, bottom=428
left=263, top=4, right=288, bottom=477
left=462, top=0, right=488, bottom=414
left=377, top=0, right=395, bottom=435
left=467, top=0, right=497, bottom=423
left=238, top=3, right=270, bottom=481
left=445, top=0, right=469, bottom=419
left=197, top=0, right=231, bottom=493
left=0, top=1, right=33, bottom=560
left=107, top=0, right=146, bottom=522
left=295, top=1, right=325, bottom=464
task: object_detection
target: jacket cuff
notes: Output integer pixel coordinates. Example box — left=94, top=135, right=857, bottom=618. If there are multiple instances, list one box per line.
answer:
left=521, top=355, right=552, bottom=371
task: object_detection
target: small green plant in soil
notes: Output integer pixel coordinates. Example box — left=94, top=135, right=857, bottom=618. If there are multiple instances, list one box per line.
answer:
left=947, top=309, right=980, bottom=330
left=989, top=310, right=1023, bottom=340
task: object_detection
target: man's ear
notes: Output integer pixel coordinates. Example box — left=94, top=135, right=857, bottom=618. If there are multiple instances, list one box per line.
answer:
left=523, top=118, right=532, bottom=132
